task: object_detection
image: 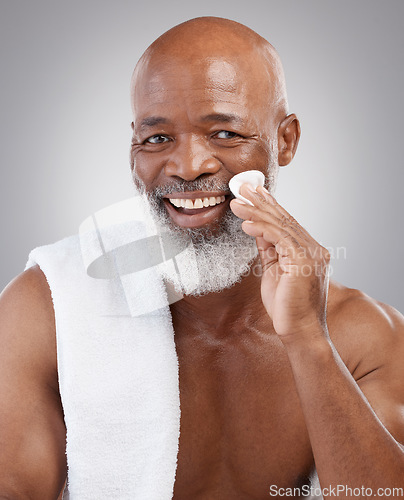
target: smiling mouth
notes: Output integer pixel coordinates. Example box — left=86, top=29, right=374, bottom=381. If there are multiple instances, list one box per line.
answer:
left=162, top=192, right=231, bottom=227
left=168, top=194, right=226, bottom=211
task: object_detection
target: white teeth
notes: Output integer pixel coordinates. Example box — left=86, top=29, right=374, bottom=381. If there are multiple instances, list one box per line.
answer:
left=193, top=198, right=203, bottom=208
left=169, top=195, right=226, bottom=209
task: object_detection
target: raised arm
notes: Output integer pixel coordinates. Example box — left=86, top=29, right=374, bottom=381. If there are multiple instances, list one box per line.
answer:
left=230, top=185, right=404, bottom=496
left=0, top=266, right=67, bottom=499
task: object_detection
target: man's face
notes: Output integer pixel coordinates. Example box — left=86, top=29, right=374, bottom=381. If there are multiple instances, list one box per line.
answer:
left=131, top=54, right=279, bottom=232
left=129, top=53, right=279, bottom=295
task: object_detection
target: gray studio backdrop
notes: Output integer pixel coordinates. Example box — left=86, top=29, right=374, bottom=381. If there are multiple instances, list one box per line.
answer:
left=1, top=0, right=403, bottom=312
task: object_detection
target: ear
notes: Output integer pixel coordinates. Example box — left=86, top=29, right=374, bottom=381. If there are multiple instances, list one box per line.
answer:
left=277, top=114, right=301, bottom=166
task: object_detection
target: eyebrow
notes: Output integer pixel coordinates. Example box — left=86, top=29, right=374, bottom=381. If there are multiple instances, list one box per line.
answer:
left=139, top=116, right=171, bottom=131
left=200, top=113, right=244, bottom=125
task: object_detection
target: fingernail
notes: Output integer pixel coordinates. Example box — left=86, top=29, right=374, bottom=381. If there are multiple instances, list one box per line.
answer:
left=244, top=183, right=256, bottom=194
left=259, top=185, right=276, bottom=204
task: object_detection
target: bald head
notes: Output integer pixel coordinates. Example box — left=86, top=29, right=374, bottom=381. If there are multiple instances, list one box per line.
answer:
left=130, top=17, right=288, bottom=120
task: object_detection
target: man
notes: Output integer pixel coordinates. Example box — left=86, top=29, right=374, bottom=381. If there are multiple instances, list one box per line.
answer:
left=0, top=16, right=403, bottom=500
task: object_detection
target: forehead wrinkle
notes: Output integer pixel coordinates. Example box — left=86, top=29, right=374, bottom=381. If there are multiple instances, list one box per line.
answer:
left=142, top=85, right=240, bottom=100
left=141, top=62, right=240, bottom=97
left=134, top=86, right=248, bottom=123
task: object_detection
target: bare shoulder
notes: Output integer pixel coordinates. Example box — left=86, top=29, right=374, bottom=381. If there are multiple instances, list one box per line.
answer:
left=1, top=264, right=55, bottom=319
left=0, top=266, right=66, bottom=499
left=326, top=279, right=404, bottom=380
left=0, top=265, right=57, bottom=383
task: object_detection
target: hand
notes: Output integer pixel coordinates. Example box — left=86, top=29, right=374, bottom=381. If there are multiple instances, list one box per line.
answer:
left=230, top=184, right=331, bottom=343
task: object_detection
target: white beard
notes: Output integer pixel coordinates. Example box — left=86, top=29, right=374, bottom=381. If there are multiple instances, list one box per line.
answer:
left=155, top=205, right=259, bottom=297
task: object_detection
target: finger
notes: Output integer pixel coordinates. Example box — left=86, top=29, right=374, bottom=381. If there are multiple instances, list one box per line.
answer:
left=231, top=196, right=309, bottom=247
left=231, top=196, right=281, bottom=223
left=238, top=184, right=314, bottom=244
left=234, top=189, right=329, bottom=269
left=255, top=186, right=314, bottom=242
left=241, top=220, right=301, bottom=258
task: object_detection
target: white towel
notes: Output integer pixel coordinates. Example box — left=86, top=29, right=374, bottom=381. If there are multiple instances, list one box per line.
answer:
left=25, top=195, right=191, bottom=499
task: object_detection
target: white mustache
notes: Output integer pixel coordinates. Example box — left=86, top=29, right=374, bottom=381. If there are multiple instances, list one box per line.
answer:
left=151, top=179, right=231, bottom=198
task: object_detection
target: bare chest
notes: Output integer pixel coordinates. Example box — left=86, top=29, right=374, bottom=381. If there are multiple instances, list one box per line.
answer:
left=172, top=322, right=315, bottom=500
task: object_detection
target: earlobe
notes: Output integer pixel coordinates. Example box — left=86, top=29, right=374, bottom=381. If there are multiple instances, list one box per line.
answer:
left=277, top=114, right=301, bottom=166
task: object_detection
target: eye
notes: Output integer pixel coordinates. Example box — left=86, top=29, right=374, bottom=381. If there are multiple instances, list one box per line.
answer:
left=145, top=135, right=170, bottom=144
left=214, top=130, right=239, bottom=139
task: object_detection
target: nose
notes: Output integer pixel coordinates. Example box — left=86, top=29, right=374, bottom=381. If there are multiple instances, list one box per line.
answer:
left=164, top=134, right=221, bottom=181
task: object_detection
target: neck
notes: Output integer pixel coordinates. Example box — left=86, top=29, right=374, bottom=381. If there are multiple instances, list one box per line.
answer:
left=169, top=256, right=267, bottom=336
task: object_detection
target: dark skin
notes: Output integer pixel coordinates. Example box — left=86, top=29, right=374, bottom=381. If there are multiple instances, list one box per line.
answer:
left=0, top=17, right=403, bottom=499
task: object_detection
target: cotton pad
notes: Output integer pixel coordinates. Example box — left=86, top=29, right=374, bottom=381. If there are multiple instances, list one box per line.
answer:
left=229, top=170, right=265, bottom=206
